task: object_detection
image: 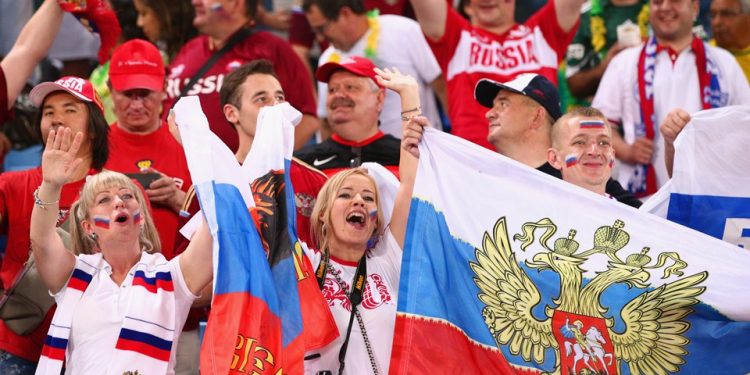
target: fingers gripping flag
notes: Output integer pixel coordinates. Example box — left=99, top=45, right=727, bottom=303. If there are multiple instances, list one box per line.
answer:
left=392, top=127, right=750, bottom=374
left=642, top=106, right=750, bottom=249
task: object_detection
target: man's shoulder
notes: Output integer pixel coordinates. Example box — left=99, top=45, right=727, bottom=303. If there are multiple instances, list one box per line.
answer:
left=172, top=35, right=209, bottom=63
left=379, top=14, right=420, bottom=30
left=369, top=134, right=401, bottom=148
left=294, top=139, right=341, bottom=158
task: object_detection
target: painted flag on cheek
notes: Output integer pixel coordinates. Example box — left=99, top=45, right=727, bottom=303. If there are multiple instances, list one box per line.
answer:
left=391, top=127, right=750, bottom=374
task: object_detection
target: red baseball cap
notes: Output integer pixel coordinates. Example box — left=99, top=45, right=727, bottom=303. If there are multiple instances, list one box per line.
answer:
left=316, top=56, right=383, bottom=88
left=30, top=76, right=103, bottom=112
left=109, top=39, right=165, bottom=92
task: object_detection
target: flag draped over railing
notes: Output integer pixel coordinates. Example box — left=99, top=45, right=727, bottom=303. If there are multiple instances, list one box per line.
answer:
left=175, top=97, right=335, bottom=374
left=642, top=106, right=750, bottom=248
left=391, top=127, right=750, bottom=374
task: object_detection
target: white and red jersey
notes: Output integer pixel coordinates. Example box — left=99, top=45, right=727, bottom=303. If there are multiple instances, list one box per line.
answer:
left=303, top=230, right=402, bottom=375
left=163, top=30, right=317, bottom=152
left=592, top=43, right=750, bottom=192
left=428, top=1, right=575, bottom=149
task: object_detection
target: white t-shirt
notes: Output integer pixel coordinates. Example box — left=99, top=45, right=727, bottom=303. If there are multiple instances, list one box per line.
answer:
left=592, top=42, right=750, bottom=192
left=55, top=252, right=197, bottom=375
left=303, top=229, right=403, bottom=374
left=317, top=15, right=443, bottom=138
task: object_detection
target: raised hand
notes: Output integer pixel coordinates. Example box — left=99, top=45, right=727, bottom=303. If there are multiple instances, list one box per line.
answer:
left=374, top=67, right=418, bottom=95
left=42, top=127, right=84, bottom=188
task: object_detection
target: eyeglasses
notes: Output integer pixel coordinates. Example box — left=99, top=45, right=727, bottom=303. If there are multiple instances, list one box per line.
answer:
left=311, top=19, right=333, bottom=35
left=710, top=9, right=743, bottom=19
left=117, top=88, right=160, bottom=102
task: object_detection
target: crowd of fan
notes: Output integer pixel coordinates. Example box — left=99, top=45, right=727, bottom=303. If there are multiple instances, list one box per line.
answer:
left=0, top=0, right=748, bottom=373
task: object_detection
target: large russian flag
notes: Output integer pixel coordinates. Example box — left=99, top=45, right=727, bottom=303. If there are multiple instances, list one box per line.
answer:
left=642, top=106, right=750, bottom=248
left=242, top=103, right=337, bottom=362
left=391, top=127, right=750, bottom=374
left=175, top=97, right=335, bottom=374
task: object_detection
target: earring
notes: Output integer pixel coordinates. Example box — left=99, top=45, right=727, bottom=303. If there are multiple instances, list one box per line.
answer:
left=89, top=232, right=99, bottom=242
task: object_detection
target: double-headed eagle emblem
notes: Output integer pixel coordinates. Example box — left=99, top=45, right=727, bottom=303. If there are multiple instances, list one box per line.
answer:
left=471, top=217, right=707, bottom=375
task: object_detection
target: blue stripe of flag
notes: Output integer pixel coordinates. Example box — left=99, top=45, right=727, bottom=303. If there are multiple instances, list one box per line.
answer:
left=44, top=335, right=68, bottom=349
left=71, top=269, right=93, bottom=284
left=118, top=328, right=172, bottom=351
left=133, top=270, right=173, bottom=284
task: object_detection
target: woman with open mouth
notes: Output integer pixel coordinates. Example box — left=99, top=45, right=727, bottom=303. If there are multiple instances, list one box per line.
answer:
left=303, top=67, right=426, bottom=375
left=29, top=127, right=213, bottom=374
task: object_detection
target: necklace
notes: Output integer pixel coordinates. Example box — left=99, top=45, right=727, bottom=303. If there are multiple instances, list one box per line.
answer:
left=327, top=9, right=380, bottom=63
left=590, top=0, right=650, bottom=55
left=328, top=263, right=380, bottom=375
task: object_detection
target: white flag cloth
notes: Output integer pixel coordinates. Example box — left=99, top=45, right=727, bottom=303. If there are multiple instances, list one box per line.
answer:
left=391, top=127, right=750, bottom=374
left=641, top=106, right=750, bottom=248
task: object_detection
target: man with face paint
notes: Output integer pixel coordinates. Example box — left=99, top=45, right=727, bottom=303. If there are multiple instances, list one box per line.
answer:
left=473, top=73, right=642, bottom=207
left=547, top=107, right=617, bottom=196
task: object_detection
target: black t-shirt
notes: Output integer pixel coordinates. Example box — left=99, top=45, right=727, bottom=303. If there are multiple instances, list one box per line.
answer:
left=537, top=162, right=642, bottom=208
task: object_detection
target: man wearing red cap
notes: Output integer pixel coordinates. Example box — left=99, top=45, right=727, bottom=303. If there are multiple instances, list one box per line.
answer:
left=0, top=76, right=109, bottom=371
left=105, top=39, right=192, bottom=259
left=294, top=56, right=401, bottom=177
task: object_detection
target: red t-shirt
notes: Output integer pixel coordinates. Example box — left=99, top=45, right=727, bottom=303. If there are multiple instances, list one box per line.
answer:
left=1, top=66, right=9, bottom=126
left=163, top=30, right=317, bottom=152
left=428, top=1, right=575, bottom=149
left=104, top=122, right=192, bottom=259
left=0, top=168, right=91, bottom=361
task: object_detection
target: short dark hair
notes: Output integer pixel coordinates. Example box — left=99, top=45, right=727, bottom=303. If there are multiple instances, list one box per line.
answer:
left=34, top=101, right=109, bottom=170
left=219, top=59, right=279, bottom=109
left=302, top=0, right=366, bottom=19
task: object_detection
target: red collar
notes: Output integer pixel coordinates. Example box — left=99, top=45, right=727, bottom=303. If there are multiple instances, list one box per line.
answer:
left=331, top=131, right=385, bottom=147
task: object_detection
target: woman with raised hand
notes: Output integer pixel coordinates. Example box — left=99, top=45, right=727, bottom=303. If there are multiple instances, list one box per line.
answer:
left=29, top=127, right=213, bottom=374
left=303, top=67, right=426, bottom=375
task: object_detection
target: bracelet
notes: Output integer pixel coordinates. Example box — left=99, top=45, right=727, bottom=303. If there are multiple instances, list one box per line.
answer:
left=400, top=106, right=420, bottom=115
left=401, top=113, right=422, bottom=121
left=33, top=186, right=60, bottom=209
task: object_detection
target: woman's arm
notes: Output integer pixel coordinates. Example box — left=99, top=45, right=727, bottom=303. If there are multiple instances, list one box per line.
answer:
left=374, top=68, right=426, bottom=249
left=178, top=219, right=213, bottom=296
left=29, top=128, right=80, bottom=293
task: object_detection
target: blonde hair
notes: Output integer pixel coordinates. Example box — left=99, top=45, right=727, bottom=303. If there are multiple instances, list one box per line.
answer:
left=70, top=170, right=161, bottom=255
left=310, top=168, right=385, bottom=253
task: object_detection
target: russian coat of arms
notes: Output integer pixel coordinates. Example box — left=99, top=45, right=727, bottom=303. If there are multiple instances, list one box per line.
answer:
left=471, top=217, right=708, bottom=375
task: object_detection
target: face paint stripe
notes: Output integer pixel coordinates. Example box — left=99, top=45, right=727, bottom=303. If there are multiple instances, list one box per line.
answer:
left=579, top=120, right=605, bottom=129
left=133, top=210, right=142, bottom=224
left=93, top=216, right=110, bottom=229
left=565, top=154, right=579, bottom=168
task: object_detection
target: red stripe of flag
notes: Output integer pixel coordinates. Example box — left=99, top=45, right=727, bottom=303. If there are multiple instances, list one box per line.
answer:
left=68, top=277, right=90, bottom=291
left=132, top=275, right=174, bottom=293
left=390, top=315, right=530, bottom=375
left=115, top=338, right=171, bottom=361
left=41, top=345, right=66, bottom=361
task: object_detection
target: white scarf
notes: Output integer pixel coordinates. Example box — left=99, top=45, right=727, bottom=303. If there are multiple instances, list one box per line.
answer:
left=36, top=253, right=177, bottom=374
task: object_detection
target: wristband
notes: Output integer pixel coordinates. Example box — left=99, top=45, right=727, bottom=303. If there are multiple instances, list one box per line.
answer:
left=33, top=186, right=60, bottom=209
